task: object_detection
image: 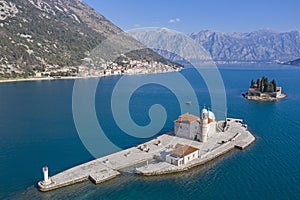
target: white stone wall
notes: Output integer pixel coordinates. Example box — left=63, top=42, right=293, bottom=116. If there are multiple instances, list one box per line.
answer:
left=276, top=87, right=282, bottom=97
left=183, top=151, right=199, bottom=164
left=174, top=121, right=200, bottom=140
left=166, top=150, right=199, bottom=166
left=166, top=155, right=183, bottom=166
left=207, top=121, right=217, bottom=137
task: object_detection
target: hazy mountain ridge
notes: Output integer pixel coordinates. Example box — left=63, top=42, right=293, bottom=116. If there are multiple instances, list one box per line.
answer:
left=130, top=28, right=211, bottom=63
left=284, top=57, right=300, bottom=66
left=190, top=30, right=300, bottom=63
left=131, top=28, right=300, bottom=64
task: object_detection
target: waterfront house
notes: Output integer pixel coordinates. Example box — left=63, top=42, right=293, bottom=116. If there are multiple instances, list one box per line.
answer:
left=166, top=144, right=199, bottom=166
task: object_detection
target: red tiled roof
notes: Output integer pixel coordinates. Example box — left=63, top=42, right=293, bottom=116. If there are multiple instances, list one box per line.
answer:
left=170, top=144, right=199, bottom=157
left=174, top=113, right=200, bottom=123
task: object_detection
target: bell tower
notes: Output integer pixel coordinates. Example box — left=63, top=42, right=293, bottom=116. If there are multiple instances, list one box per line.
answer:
left=201, top=108, right=209, bottom=143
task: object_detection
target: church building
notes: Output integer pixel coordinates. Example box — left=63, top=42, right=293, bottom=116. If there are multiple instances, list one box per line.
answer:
left=174, top=108, right=217, bottom=143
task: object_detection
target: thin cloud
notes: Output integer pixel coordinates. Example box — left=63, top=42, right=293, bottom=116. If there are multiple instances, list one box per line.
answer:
left=168, top=18, right=181, bottom=23
left=133, top=24, right=141, bottom=28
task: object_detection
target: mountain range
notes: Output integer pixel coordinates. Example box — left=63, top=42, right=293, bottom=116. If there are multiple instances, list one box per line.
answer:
left=0, top=0, right=177, bottom=74
left=284, top=57, right=300, bottom=66
left=190, top=30, right=300, bottom=63
left=1, top=0, right=299, bottom=73
left=132, top=29, right=300, bottom=65
left=129, top=28, right=211, bottom=65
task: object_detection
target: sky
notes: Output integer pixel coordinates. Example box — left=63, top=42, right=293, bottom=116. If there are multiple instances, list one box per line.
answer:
left=83, top=0, right=300, bottom=34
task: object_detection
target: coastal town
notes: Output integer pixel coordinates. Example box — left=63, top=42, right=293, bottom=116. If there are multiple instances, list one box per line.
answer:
left=38, top=108, right=255, bottom=192
left=0, top=59, right=182, bottom=82
left=78, top=59, right=182, bottom=77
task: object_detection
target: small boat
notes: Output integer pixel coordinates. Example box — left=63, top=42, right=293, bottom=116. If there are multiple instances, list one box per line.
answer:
left=185, top=101, right=192, bottom=105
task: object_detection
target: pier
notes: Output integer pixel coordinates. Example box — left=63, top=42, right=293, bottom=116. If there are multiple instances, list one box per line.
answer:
left=38, top=118, right=255, bottom=192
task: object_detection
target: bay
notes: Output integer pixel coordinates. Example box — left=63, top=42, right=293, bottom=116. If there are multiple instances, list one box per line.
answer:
left=1, top=64, right=300, bottom=199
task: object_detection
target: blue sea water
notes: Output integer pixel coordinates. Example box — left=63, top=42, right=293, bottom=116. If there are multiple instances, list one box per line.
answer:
left=0, top=64, right=300, bottom=199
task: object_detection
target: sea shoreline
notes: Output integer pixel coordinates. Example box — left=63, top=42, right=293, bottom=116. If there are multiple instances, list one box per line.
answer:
left=0, top=70, right=181, bottom=84
left=0, top=76, right=85, bottom=83
left=38, top=118, right=255, bottom=192
left=243, top=93, right=287, bottom=102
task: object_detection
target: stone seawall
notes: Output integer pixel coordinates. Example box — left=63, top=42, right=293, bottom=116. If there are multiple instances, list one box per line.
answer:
left=38, top=119, right=255, bottom=192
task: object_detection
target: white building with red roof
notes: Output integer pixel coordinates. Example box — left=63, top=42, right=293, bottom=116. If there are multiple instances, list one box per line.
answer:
left=174, top=108, right=217, bottom=143
left=166, top=144, right=199, bottom=166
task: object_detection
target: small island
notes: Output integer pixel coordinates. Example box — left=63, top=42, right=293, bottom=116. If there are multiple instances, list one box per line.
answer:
left=243, top=76, right=287, bottom=102
left=38, top=109, right=255, bottom=192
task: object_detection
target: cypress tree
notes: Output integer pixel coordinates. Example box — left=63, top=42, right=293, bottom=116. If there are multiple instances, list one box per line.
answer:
left=259, top=80, right=264, bottom=92
left=269, top=83, right=274, bottom=93
left=263, top=82, right=269, bottom=93
left=256, top=78, right=260, bottom=87
left=265, top=77, right=269, bottom=86
left=271, top=80, right=277, bottom=92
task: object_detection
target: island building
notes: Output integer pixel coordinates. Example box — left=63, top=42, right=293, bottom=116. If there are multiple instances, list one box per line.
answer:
left=166, top=108, right=218, bottom=166
left=174, top=108, right=217, bottom=143
left=243, top=77, right=286, bottom=101
left=166, top=144, right=199, bottom=166
left=38, top=107, right=255, bottom=192
left=247, top=84, right=282, bottom=98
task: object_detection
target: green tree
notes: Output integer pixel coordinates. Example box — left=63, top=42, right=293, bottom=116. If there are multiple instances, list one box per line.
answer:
left=263, top=82, right=269, bottom=93
left=256, top=78, right=260, bottom=86
left=256, top=78, right=261, bottom=89
left=269, top=83, right=274, bottom=93
left=259, top=78, right=264, bottom=92
left=271, top=79, right=277, bottom=92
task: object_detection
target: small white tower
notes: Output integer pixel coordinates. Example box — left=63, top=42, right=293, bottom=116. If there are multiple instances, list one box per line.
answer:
left=201, top=108, right=209, bottom=143
left=42, top=166, right=51, bottom=185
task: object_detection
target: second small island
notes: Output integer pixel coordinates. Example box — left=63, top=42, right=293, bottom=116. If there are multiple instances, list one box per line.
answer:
left=243, top=76, right=287, bottom=102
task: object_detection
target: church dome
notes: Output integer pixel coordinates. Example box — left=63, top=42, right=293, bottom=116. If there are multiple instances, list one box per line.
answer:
left=202, top=108, right=208, bottom=115
left=208, top=111, right=215, bottom=120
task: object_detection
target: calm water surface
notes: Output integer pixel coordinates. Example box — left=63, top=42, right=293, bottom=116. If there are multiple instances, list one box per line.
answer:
left=0, top=64, right=300, bottom=199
